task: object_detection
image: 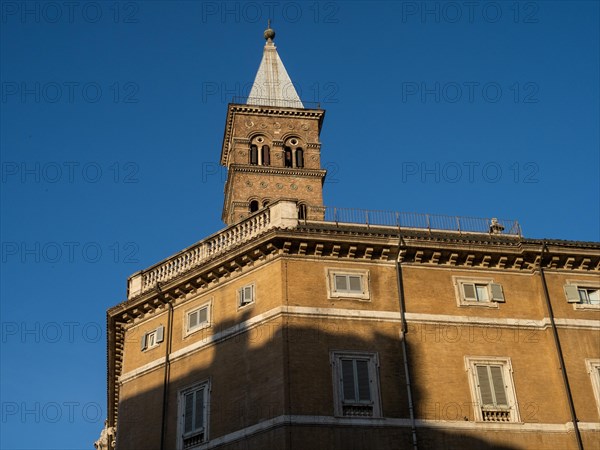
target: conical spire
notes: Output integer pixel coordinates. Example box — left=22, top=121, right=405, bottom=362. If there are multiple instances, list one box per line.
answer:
left=247, top=23, right=304, bottom=108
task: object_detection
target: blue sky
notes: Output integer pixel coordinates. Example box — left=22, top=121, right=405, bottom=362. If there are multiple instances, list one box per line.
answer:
left=1, top=1, right=598, bottom=448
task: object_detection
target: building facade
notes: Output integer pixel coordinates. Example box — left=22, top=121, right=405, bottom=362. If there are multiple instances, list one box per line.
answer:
left=101, top=28, right=600, bottom=450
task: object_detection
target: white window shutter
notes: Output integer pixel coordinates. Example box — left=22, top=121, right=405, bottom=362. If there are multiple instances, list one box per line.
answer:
left=356, top=360, right=371, bottom=401
left=184, top=392, right=194, bottom=433
left=189, top=311, right=199, bottom=329
left=194, top=388, right=205, bottom=430
left=462, top=283, right=477, bottom=301
left=476, top=365, right=493, bottom=406
left=490, top=283, right=505, bottom=302
left=335, top=275, right=348, bottom=291
left=564, top=285, right=580, bottom=303
left=140, top=332, right=148, bottom=351
left=341, top=359, right=356, bottom=401
left=348, top=276, right=362, bottom=293
left=490, top=366, right=508, bottom=406
left=156, top=325, right=164, bottom=343
left=198, top=306, right=208, bottom=324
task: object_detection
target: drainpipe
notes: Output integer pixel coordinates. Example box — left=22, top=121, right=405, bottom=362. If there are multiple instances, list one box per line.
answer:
left=395, top=243, right=418, bottom=450
left=158, top=284, right=174, bottom=450
left=538, top=242, right=583, bottom=450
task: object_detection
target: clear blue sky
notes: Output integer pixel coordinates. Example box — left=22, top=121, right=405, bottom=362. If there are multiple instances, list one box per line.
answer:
left=1, top=1, right=598, bottom=448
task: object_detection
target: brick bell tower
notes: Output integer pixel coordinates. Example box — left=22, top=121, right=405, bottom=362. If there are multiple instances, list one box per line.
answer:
left=220, top=24, right=327, bottom=225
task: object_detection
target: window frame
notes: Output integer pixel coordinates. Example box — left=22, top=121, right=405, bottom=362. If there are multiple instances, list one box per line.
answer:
left=326, top=268, right=370, bottom=301
left=465, top=356, right=521, bottom=423
left=140, top=325, right=164, bottom=351
left=249, top=144, right=258, bottom=165
left=453, top=276, right=505, bottom=308
left=330, top=351, right=381, bottom=418
left=237, top=283, right=255, bottom=309
left=177, top=379, right=210, bottom=450
left=585, top=359, right=600, bottom=418
left=184, top=301, right=211, bottom=337
left=564, top=279, right=600, bottom=310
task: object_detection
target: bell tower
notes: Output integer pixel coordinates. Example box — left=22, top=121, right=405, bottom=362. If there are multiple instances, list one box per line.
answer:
left=220, top=25, right=327, bottom=225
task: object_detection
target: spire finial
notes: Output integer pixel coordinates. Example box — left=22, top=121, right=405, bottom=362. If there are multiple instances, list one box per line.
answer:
left=264, top=20, right=275, bottom=42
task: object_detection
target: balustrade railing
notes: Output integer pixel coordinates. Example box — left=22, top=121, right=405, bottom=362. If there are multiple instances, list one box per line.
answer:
left=136, top=208, right=271, bottom=295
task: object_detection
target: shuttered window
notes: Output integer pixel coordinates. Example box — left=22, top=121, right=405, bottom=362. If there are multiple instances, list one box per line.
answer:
left=332, top=352, right=380, bottom=417
left=334, top=274, right=363, bottom=294
left=460, top=281, right=504, bottom=303
left=587, top=359, right=600, bottom=417
left=467, top=358, right=518, bottom=422
left=565, top=284, right=600, bottom=307
left=183, top=387, right=205, bottom=433
left=239, top=284, right=255, bottom=307
left=341, top=359, right=371, bottom=403
left=180, top=382, right=209, bottom=448
left=140, top=325, right=164, bottom=351
left=186, top=305, right=209, bottom=334
left=476, top=365, right=508, bottom=408
left=328, top=270, right=370, bottom=300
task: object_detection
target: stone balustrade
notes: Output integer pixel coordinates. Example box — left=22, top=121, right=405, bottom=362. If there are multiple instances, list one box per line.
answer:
left=127, top=200, right=298, bottom=299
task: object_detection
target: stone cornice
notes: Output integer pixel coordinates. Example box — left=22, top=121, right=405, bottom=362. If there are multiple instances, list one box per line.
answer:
left=110, top=225, right=600, bottom=322
left=227, top=164, right=327, bottom=178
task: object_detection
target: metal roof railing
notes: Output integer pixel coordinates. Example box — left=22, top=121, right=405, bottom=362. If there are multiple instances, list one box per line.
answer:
left=309, top=206, right=522, bottom=237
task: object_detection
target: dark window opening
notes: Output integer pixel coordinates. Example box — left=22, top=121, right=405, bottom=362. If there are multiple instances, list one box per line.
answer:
left=298, top=204, right=307, bottom=220
left=249, top=200, right=259, bottom=213
left=295, top=147, right=304, bottom=168
left=261, top=145, right=270, bottom=166
left=263, top=200, right=270, bottom=207
left=249, top=145, right=258, bottom=165
left=284, top=147, right=293, bottom=168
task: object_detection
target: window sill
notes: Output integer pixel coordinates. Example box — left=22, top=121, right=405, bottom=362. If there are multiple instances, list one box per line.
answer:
left=184, top=323, right=211, bottom=338
left=573, top=303, right=600, bottom=311
left=458, top=301, right=499, bottom=309
left=329, top=294, right=371, bottom=302
left=238, top=302, right=255, bottom=311
left=142, top=344, right=160, bottom=352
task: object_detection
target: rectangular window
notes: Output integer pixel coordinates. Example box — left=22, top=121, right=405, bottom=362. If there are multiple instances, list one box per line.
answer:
left=178, top=381, right=209, bottom=450
left=327, top=269, right=370, bottom=300
left=238, top=284, right=255, bottom=307
left=586, top=359, right=600, bottom=417
left=186, top=303, right=210, bottom=335
left=331, top=351, right=380, bottom=417
left=565, top=282, right=600, bottom=310
left=579, top=288, right=600, bottom=304
left=466, top=357, right=520, bottom=423
left=140, top=325, right=164, bottom=351
left=335, top=274, right=363, bottom=293
left=454, top=277, right=504, bottom=307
